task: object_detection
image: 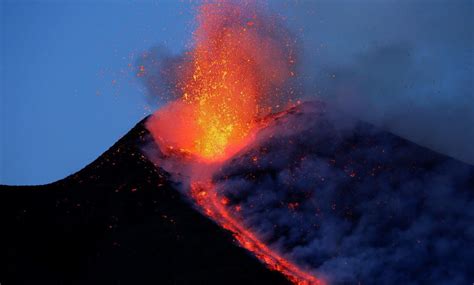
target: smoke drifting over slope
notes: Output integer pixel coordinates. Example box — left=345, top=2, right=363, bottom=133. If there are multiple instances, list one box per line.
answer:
left=144, top=100, right=474, bottom=284
left=211, top=101, right=474, bottom=284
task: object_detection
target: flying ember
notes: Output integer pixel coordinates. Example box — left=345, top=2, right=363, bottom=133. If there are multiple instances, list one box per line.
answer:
left=147, top=0, right=295, bottom=161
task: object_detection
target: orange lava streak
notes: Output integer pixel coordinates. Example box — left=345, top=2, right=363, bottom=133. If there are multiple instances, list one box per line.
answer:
left=191, top=181, right=324, bottom=285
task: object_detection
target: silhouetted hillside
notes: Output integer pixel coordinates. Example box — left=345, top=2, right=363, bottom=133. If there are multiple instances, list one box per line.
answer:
left=0, top=117, right=291, bottom=285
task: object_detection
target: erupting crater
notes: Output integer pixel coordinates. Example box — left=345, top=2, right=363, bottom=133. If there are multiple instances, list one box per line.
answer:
left=147, top=0, right=296, bottom=162
left=146, top=1, right=323, bottom=284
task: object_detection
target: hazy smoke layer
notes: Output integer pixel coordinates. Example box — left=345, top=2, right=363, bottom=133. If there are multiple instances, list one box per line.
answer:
left=272, top=0, right=474, bottom=164
left=211, top=101, right=474, bottom=284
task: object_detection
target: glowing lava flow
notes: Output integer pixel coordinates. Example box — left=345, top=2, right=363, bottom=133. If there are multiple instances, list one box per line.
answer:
left=146, top=1, right=323, bottom=284
left=191, top=180, right=324, bottom=285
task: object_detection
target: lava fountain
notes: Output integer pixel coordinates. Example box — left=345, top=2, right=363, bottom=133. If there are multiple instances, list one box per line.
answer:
left=146, top=1, right=323, bottom=284
left=147, top=0, right=296, bottom=162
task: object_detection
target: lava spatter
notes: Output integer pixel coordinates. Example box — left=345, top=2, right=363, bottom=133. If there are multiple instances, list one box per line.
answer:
left=147, top=0, right=296, bottom=162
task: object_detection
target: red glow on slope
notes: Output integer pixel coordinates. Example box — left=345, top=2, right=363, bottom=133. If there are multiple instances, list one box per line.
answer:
left=191, top=181, right=324, bottom=285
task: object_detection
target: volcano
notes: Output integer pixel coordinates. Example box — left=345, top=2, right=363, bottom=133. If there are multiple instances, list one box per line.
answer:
left=1, top=101, right=473, bottom=285
left=0, top=116, right=291, bottom=285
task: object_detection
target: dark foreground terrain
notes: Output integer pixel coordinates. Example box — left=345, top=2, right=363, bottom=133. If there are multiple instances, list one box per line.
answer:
left=0, top=118, right=291, bottom=285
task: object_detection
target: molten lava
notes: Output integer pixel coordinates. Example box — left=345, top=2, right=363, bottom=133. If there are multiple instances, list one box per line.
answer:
left=147, top=0, right=295, bottom=161
left=147, top=1, right=323, bottom=284
left=191, top=181, right=324, bottom=285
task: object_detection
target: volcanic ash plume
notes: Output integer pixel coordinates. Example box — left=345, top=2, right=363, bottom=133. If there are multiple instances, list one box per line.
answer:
left=212, top=101, right=474, bottom=284
left=146, top=98, right=474, bottom=284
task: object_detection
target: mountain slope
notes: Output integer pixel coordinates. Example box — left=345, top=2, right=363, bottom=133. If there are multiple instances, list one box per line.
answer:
left=0, top=117, right=291, bottom=285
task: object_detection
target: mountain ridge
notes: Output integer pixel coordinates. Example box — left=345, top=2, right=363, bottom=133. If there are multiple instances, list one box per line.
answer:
left=0, top=116, right=292, bottom=285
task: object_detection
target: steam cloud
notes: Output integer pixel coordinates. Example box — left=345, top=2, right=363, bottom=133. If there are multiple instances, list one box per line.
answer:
left=211, top=101, right=474, bottom=284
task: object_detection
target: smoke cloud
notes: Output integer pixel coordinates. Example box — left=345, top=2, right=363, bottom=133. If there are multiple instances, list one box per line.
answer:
left=211, top=101, right=474, bottom=284
left=271, top=0, right=474, bottom=165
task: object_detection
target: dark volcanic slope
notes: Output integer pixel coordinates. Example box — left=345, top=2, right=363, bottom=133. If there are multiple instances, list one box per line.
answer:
left=0, top=118, right=291, bottom=285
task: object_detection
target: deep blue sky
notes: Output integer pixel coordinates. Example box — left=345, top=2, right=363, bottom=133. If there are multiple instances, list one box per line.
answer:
left=1, top=0, right=193, bottom=184
left=1, top=0, right=473, bottom=185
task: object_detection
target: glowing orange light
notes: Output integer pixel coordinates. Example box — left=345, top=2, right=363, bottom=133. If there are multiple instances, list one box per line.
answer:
left=191, top=181, right=325, bottom=285
left=147, top=0, right=295, bottom=161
